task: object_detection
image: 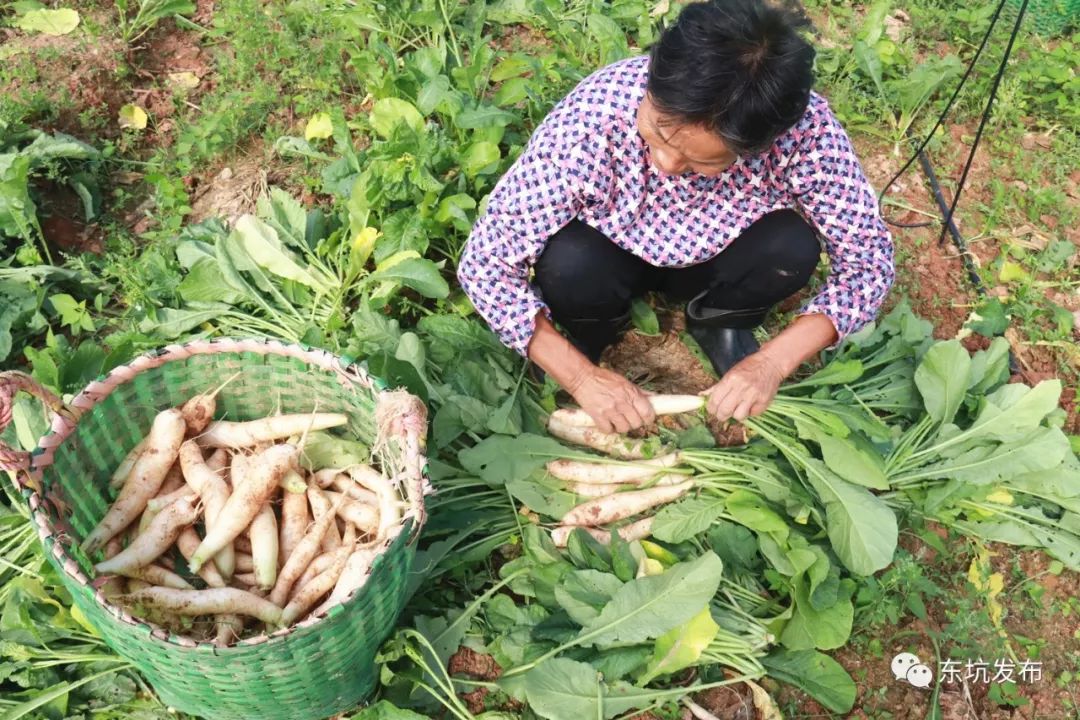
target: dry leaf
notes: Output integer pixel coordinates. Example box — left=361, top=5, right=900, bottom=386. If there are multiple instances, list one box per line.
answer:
left=118, top=104, right=148, bottom=131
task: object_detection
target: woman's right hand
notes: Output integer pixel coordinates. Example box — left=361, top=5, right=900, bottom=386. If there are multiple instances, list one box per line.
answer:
left=527, top=312, right=654, bottom=433
left=568, top=365, right=656, bottom=434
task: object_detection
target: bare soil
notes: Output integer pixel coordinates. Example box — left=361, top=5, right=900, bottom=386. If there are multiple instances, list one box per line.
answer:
left=779, top=531, right=1080, bottom=719
left=36, top=178, right=106, bottom=255
left=0, top=20, right=127, bottom=138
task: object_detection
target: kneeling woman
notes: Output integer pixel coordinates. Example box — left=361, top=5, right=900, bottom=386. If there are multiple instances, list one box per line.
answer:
left=458, top=0, right=894, bottom=433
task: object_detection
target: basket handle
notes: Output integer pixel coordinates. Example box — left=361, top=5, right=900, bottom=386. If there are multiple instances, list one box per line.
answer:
left=0, top=371, right=68, bottom=480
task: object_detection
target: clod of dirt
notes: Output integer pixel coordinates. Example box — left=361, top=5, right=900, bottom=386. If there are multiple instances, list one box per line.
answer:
left=606, top=328, right=752, bottom=447
left=884, top=9, right=910, bottom=43
left=604, top=328, right=716, bottom=395
left=189, top=161, right=268, bottom=224
left=448, top=646, right=502, bottom=681
left=694, top=684, right=757, bottom=719
left=193, top=0, right=215, bottom=25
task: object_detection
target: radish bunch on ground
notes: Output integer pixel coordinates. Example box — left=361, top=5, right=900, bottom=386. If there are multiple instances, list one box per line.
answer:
left=542, top=396, right=705, bottom=546
left=85, top=391, right=409, bottom=646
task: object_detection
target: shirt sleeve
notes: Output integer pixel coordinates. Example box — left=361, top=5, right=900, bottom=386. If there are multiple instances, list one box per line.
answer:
left=457, top=120, right=613, bottom=356
left=786, top=107, right=895, bottom=343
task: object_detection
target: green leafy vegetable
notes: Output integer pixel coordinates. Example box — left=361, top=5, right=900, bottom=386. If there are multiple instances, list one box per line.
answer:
left=638, top=607, right=719, bottom=683
left=762, top=650, right=856, bottom=713
left=578, top=552, right=723, bottom=647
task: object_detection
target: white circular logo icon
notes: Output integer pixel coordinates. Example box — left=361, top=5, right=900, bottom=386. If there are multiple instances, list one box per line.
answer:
left=906, top=663, right=934, bottom=688
left=891, top=653, right=934, bottom=688
left=891, top=652, right=921, bottom=680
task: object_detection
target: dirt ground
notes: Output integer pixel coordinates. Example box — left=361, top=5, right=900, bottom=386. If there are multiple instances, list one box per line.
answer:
left=777, top=535, right=1080, bottom=719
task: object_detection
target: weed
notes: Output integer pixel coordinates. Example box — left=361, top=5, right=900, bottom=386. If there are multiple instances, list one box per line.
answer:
left=114, top=0, right=196, bottom=44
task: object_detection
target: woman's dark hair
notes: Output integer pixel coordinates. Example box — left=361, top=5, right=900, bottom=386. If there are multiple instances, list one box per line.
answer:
left=647, top=0, right=815, bottom=155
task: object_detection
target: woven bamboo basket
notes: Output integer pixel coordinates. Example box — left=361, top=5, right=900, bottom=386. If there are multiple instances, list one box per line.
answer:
left=0, top=339, right=430, bottom=720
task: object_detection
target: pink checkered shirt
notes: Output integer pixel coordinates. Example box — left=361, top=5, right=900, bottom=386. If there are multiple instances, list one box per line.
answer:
left=458, top=55, right=894, bottom=356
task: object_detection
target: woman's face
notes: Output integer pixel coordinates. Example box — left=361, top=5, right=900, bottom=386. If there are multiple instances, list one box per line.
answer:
left=636, top=94, right=738, bottom=177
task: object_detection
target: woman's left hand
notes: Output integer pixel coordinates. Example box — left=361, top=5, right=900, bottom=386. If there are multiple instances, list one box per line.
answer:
left=702, top=350, right=786, bottom=422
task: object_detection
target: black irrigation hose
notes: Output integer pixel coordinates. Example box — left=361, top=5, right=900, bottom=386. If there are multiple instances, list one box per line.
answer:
left=936, top=0, right=1030, bottom=248
left=877, top=0, right=1013, bottom=221
left=914, top=144, right=983, bottom=293
left=875, top=0, right=1029, bottom=374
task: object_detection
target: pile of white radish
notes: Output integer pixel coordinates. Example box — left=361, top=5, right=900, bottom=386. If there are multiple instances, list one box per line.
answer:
left=544, top=394, right=707, bottom=547
left=83, top=385, right=408, bottom=646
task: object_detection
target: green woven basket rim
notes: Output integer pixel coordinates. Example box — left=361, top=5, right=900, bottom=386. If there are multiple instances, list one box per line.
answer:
left=18, top=336, right=430, bottom=652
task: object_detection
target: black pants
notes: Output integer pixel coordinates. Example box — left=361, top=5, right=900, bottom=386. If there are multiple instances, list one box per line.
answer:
left=534, top=209, right=821, bottom=360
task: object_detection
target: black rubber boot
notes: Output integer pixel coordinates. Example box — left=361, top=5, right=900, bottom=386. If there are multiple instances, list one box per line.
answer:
left=685, top=295, right=770, bottom=377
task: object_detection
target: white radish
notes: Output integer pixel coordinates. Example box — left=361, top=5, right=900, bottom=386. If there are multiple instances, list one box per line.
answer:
left=125, top=564, right=194, bottom=590
left=279, top=469, right=306, bottom=494
left=99, top=539, right=126, bottom=599
left=96, top=496, right=201, bottom=574
left=159, top=463, right=186, bottom=495
left=546, top=408, right=600, bottom=428
left=124, top=587, right=284, bottom=626
left=233, top=535, right=253, bottom=555
left=291, top=552, right=335, bottom=600
left=547, top=414, right=656, bottom=460
left=181, top=372, right=239, bottom=436
left=545, top=452, right=684, bottom=485
left=312, top=547, right=377, bottom=617
left=214, top=615, right=244, bottom=647
left=311, top=468, right=342, bottom=489
left=561, top=481, right=694, bottom=526
left=563, top=473, right=686, bottom=499
left=181, top=395, right=216, bottom=436
left=234, top=554, right=255, bottom=572
left=648, top=395, right=706, bottom=415
left=188, top=444, right=298, bottom=573
left=551, top=517, right=655, bottom=547
left=290, top=527, right=353, bottom=599
left=146, top=486, right=197, bottom=512
left=84, top=409, right=187, bottom=553
left=233, top=572, right=258, bottom=586
left=567, top=481, right=631, bottom=498
left=197, top=414, right=348, bottom=448
left=281, top=543, right=351, bottom=626
left=323, top=490, right=379, bottom=534
left=341, top=523, right=357, bottom=546
left=550, top=396, right=704, bottom=430
left=345, top=465, right=400, bottom=539
left=127, top=578, right=151, bottom=593
left=307, top=487, right=342, bottom=552
left=109, top=438, right=147, bottom=490
left=176, top=527, right=225, bottom=588
left=240, top=453, right=303, bottom=493
left=137, top=507, right=157, bottom=536
left=179, top=439, right=235, bottom=579
left=248, top=503, right=278, bottom=591
left=205, top=448, right=229, bottom=473
left=330, top=475, right=378, bottom=505
left=279, top=488, right=309, bottom=568
left=269, top=492, right=347, bottom=606
left=137, top=463, right=184, bottom=531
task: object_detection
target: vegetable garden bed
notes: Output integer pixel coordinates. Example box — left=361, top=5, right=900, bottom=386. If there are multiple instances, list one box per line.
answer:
left=2, top=0, right=1078, bottom=717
